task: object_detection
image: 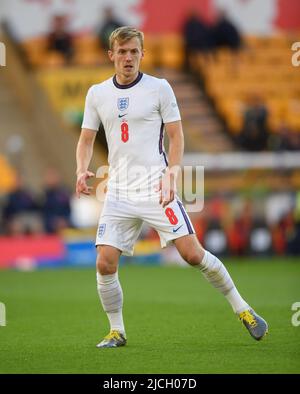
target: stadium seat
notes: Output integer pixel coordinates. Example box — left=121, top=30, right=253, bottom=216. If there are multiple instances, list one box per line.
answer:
left=73, top=35, right=100, bottom=52
left=73, top=51, right=105, bottom=66
left=21, top=37, right=48, bottom=67
left=143, top=34, right=160, bottom=68
left=43, top=51, right=66, bottom=68
left=0, top=155, right=17, bottom=193
left=158, top=34, right=184, bottom=69
left=197, top=34, right=300, bottom=135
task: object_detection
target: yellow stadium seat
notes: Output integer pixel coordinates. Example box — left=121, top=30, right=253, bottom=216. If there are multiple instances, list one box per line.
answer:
left=143, top=34, right=160, bottom=67
left=21, top=37, right=48, bottom=67
left=0, top=155, right=17, bottom=193
left=73, top=35, right=100, bottom=52
left=158, top=34, right=184, bottom=69
left=43, top=51, right=66, bottom=68
left=73, top=51, right=105, bottom=66
left=21, top=37, right=48, bottom=55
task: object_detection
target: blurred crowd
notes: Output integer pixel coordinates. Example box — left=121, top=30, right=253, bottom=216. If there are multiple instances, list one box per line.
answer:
left=45, top=8, right=242, bottom=66
left=40, top=8, right=300, bottom=153
left=46, top=7, right=124, bottom=63
left=146, top=191, right=300, bottom=256
left=182, top=11, right=300, bottom=152
left=238, top=95, right=300, bottom=152
left=183, top=9, right=242, bottom=66
left=0, top=169, right=72, bottom=236
left=199, top=192, right=300, bottom=256
left=1, top=167, right=300, bottom=256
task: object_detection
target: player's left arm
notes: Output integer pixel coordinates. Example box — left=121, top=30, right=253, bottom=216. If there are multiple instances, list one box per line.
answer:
left=159, top=120, right=184, bottom=207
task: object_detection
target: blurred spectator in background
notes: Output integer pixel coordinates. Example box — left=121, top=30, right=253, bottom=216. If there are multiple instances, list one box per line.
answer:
left=42, top=168, right=71, bottom=233
left=211, top=10, right=243, bottom=72
left=193, top=214, right=207, bottom=246
left=2, top=175, right=42, bottom=235
left=182, top=10, right=213, bottom=69
left=212, top=10, right=242, bottom=53
left=287, top=128, right=300, bottom=151
left=227, top=203, right=252, bottom=256
left=97, top=7, right=123, bottom=50
left=271, top=220, right=286, bottom=255
left=268, top=121, right=293, bottom=151
left=239, top=94, right=269, bottom=151
left=47, top=15, right=74, bottom=63
left=284, top=209, right=300, bottom=255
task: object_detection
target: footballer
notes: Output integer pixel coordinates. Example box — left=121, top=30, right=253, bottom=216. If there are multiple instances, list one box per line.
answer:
left=76, top=26, right=268, bottom=348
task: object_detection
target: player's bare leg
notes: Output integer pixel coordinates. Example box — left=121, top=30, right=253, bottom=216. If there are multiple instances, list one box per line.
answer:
left=173, top=234, right=268, bottom=340
left=95, top=245, right=127, bottom=348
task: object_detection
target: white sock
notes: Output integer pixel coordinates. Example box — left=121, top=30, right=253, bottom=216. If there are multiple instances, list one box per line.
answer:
left=96, top=271, right=125, bottom=336
left=199, top=250, right=249, bottom=314
left=225, top=287, right=250, bottom=314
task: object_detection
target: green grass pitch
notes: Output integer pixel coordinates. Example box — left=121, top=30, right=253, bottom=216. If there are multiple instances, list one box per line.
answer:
left=0, top=258, right=300, bottom=374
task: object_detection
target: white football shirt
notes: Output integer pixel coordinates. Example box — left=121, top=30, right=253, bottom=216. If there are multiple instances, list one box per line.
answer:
left=82, top=72, right=181, bottom=200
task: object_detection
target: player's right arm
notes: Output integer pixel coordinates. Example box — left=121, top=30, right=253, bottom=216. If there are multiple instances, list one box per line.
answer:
left=76, top=86, right=101, bottom=197
left=76, top=128, right=97, bottom=197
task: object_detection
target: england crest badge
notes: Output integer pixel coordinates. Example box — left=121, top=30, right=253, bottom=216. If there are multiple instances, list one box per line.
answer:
left=118, top=97, right=129, bottom=111
left=98, top=223, right=106, bottom=238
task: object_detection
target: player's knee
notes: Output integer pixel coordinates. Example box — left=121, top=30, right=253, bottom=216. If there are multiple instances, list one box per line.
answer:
left=182, top=248, right=205, bottom=266
left=96, top=254, right=118, bottom=275
left=185, top=252, right=201, bottom=266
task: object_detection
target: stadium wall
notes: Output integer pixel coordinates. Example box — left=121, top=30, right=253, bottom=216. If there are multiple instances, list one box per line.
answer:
left=0, top=236, right=163, bottom=270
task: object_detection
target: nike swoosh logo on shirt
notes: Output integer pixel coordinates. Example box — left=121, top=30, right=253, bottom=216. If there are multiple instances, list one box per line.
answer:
left=118, top=114, right=128, bottom=118
left=173, top=225, right=183, bottom=233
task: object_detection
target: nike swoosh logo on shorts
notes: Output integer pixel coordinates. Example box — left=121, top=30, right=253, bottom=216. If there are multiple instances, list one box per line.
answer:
left=173, top=225, right=183, bottom=233
left=118, top=114, right=127, bottom=118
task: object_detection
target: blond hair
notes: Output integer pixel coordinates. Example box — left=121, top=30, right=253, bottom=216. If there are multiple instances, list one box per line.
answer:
left=109, top=26, right=144, bottom=50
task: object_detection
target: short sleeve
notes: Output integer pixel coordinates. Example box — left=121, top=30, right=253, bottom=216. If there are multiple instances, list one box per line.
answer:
left=159, top=79, right=181, bottom=123
left=81, top=86, right=101, bottom=131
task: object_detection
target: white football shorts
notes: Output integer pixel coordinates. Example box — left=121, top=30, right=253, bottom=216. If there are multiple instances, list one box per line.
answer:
left=96, top=196, right=195, bottom=256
